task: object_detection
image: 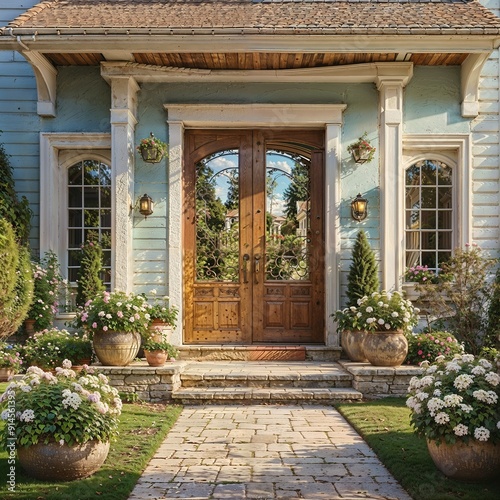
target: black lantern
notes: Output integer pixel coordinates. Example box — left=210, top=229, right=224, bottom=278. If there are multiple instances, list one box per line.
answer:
left=351, top=193, right=368, bottom=222
left=139, top=194, right=154, bottom=218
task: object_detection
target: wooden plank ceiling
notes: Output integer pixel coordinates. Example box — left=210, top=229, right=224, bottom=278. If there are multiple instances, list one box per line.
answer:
left=44, top=52, right=468, bottom=68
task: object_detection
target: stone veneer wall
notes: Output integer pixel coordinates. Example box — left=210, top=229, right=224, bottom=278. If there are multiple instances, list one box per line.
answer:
left=94, top=363, right=184, bottom=403
left=338, top=361, right=423, bottom=398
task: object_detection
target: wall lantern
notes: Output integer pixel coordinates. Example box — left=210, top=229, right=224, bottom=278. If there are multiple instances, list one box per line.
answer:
left=351, top=193, right=368, bottom=222
left=138, top=193, right=154, bottom=218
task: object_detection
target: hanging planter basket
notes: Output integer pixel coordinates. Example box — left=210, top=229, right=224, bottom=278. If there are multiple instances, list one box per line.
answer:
left=347, top=133, right=376, bottom=164
left=137, top=133, right=168, bottom=164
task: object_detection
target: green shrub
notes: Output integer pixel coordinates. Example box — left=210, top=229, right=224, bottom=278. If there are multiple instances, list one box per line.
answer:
left=76, top=233, right=105, bottom=307
left=0, top=140, right=32, bottom=244
left=0, top=219, right=34, bottom=340
left=406, top=331, right=463, bottom=365
left=346, top=230, right=379, bottom=307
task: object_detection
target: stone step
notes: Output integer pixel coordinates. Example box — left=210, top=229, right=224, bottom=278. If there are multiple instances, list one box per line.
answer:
left=172, top=386, right=363, bottom=404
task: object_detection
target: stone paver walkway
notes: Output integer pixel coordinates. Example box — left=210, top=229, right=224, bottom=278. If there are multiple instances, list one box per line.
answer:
left=128, top=405, right=411, bottom=500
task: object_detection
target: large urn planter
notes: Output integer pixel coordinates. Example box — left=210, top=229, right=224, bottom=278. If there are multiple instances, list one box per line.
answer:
left=92, top=330, right=141, bottom=366
left=426, top=439, right=500, bottom=481
left=341, top=330, right=367, bottom=362
left=17, top=440, right=110, bottom=481
left=362, top=330, right=408, bottom=367
left=0, top=368, right=15, bottom=381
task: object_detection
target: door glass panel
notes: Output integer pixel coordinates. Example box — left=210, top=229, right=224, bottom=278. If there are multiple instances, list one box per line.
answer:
left=265, top=149, right=310, bottom=281
left=195, top=150, right=240, bottom=282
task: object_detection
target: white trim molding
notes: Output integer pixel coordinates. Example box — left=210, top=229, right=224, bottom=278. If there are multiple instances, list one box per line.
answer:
left=461, top=52, right=492, bottom=118
left=39, top=133, right=111, bottom=274
left=165, top=104, right=346, bottom=346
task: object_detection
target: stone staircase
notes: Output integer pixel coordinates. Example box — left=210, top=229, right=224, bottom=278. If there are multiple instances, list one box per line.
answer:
left=170, top=361, right=364, bottom=404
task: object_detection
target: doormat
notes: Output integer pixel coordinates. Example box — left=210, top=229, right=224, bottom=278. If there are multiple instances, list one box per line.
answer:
left=247, top=346, right=306, bottom=361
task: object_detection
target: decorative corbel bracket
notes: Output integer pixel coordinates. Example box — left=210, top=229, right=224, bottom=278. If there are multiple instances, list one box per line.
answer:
left=461, top=52, right=491, bottom=118
left=21, top=50, right=57, bottom=117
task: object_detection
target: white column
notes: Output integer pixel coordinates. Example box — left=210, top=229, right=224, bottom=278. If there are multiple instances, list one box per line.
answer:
left=109, top=76, right=139, bottom=292
left=377, top=76, right=406, bottom=291
left=166, top=120, right=184, bottom=345
left=325, top=122, right=343, bottom=347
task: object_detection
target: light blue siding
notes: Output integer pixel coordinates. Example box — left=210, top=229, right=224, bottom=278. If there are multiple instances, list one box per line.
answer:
left=0, top=1, right=41, bottom=249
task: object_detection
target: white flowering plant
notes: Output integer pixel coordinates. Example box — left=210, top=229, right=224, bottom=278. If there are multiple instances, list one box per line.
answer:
left=334, top=290, right=419, bottom=334
left=146, top=291, right=178, bottom=327
left=0, top=361, right=122, bottom=448
left=406, top=354, right=500, bottom=445
left=76, top=290, right=151, bottom=335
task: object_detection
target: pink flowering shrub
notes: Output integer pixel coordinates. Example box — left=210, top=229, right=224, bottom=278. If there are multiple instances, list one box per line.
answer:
left=76, top=290, right=150, bottom=335
left=0, top=342, right=22, bottom=372
left=0, top=361, right=122, bottom=447
left=404, top=264, right=439, bottom=284
left=407, top=354, right=500, bottom=445
left=406, top=331, right=463, bottom=365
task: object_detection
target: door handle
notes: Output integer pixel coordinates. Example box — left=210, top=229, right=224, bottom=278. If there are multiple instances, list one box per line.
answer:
left=254, top=254, right=261, bottom=284
left=242, top=254, right=250, bottom=283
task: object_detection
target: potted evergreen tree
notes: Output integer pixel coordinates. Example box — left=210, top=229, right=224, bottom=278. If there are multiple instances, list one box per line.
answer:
left=336, top=230, right=379, bottom=361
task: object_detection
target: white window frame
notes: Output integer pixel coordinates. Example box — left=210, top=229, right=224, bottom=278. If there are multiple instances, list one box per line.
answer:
left=401, top=134, right=471, bottom=287
left=40, top=133, right=112, bottom=284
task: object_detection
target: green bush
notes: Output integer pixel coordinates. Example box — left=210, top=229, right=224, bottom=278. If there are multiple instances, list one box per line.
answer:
left=0, top=219, right=34, bottom=340
left=0, top=140, right=32, bottom=244
left=346, top=230, right=379, bottom=307
left=406, top=331, right=463, bottom=365
left=76, top=233, right=105, bottom=307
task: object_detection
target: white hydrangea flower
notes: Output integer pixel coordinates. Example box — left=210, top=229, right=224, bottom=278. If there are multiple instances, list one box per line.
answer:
left=474, top=427, right=490, bottom=442
left=19, top=409, right=35, bottom=422
left=62, top=392, right=82, bottom=410
left=419, top=376, right=435, bottom=388
left=62, top=359, right=72, bottom=369
left=434, top=412, right=450, bottom=424
left=20, top=385, right=32, bottom=393
left=391, top=312, right=399, bottom=318
left=453, top=424, right=469, bottom=437
left=427, top=365, right=438, bottom=374
left=446, top=362, right=461, bottom=373
left=485, top=372, right=500, bottom=387
left=454, top=374, right=474, bottom=390
left=461, top=354, right=474, bottom=363
left=472, top=390, right=498, bottom=405
left=471, top=365, right=486, bottom=376
left=366, top=306, right=373, bottom=313
left=444, top=394, right=463, bottom=407
left=433, top=389, right=442, bottom=397
left=377, top=318, right=385, bottom=325
left=1, top=409, right=11, bottom=420
left=416, top=391, right=429, bottom=401
left=427, top=397, right=445, bottom=415
left=459, top=404, right=473, bottom=414
left=366, top=317, right=375, bottom=324
left=478, top=359, right=493, bottom=370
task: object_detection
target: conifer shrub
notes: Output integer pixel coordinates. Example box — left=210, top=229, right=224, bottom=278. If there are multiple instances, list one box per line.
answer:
left=75, top=233, right=105, bottom=307
left=346, top=230, right=379, bottom=307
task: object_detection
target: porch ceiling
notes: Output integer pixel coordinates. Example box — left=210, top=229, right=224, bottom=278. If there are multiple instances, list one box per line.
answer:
left=45, top=51, right=467, bottom=68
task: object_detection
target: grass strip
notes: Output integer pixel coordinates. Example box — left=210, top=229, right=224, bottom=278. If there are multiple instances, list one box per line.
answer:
left=336, top=397, right=500, bottom=500
left=0, top=381, right=182, bottom=500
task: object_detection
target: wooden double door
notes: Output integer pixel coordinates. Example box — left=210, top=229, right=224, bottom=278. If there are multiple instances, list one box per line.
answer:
left=183, top=129, right=325, bottom=344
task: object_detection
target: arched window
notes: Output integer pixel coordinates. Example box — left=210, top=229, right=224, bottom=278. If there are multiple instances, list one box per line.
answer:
left=67, top=159, right=112, bottom=287
left=405, top=159, right=453, bottom=272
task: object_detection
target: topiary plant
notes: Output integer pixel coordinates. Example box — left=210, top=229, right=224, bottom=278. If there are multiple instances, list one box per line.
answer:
left=487, top=266, right=500, bottom=349
left=75, top=232, right=105, bottom=307
left=346, top=230, right=380, bottom=307
left=0, top=219, right=34, bottom=340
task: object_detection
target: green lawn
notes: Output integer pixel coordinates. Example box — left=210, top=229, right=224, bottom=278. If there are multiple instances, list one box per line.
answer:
left=336, top=398, right=500, bottom=500
left=0, top=380, right=182, bottom=500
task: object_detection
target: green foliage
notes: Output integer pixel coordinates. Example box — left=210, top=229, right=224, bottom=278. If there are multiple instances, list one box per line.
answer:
left=118, top=391, right=139, bottom=404
left=76, top=233, right=105, bottom=307
left=0, top=219, right=34, bottom=339
left=0, top=141, right=33, bottom=244
left=406, top=331, right=463, bottom=365
left=28, top=251, right=65, bottom=332
left=346, top=230, right=379, bottom=307
left=0, top=366, right=122, bottom=448
left=334, top=290, right=419, bottom=334
left=417, top=244, right=497, bottom=354
left=283, top=154, right=309, bottom=220
left=143, top=340, right=178, bottom=358
left=347, top=132, right=376, bottom=163
left=23, top=328, right=93, bottom=369
left=487, top=266, right=500, bottom=349
left=146, top=293, right=178, bottom=327
left=407, top=354, right=500, bottom=446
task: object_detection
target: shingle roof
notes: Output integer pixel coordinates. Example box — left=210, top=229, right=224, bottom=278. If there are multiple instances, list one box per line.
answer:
left=4, top=0, right=500, bottom=35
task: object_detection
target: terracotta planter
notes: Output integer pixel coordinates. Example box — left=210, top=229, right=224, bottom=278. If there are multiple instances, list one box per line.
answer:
left=427, top=439, right=500, bottom=481
left=144, top=349, right=169, bottom=367
left=17, top=440, right=110, bottom=481
left=92, top=330, right=141, bottom=366
left=140, top=146, right=163, bottom=163
left=0, top=367, right=15, bottom=381
left=362, top=330, right=408, bottom=367
left=24, top=319, right=36, bottom=336
left=341, top=330, right=367, bottom=362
